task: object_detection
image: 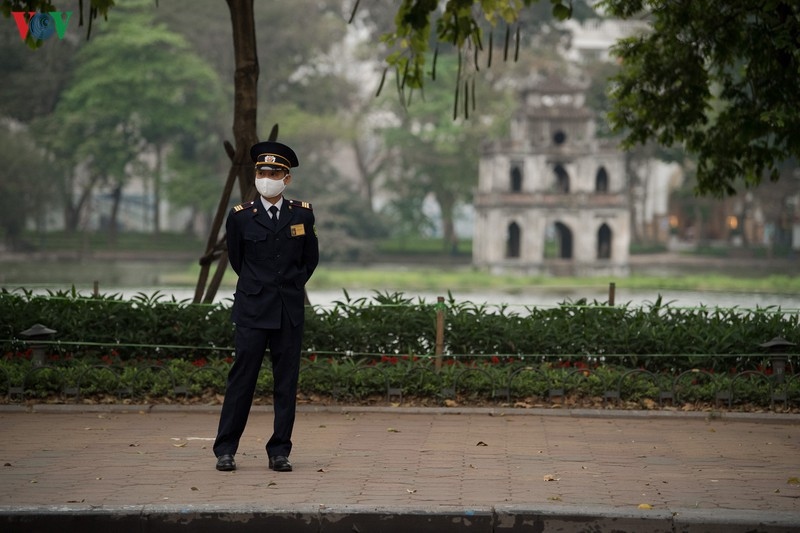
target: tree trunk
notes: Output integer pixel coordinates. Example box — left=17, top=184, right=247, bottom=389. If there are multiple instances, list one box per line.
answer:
left=65, top=172, right=101, bottom=232
left=351, top=138, right=375, bottom=209
left=108, top=182, right=122, bottom=246
left=193, top=0, right=260, bottom=304
left=153, top=144, right=163, bottom=235
left=436, top=193, right=458, bottom=253
left=227, top=0, right=260, bottom=201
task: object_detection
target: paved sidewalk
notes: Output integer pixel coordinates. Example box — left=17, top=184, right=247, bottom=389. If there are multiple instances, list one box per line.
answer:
left=0, top=404, right=798, bottom=532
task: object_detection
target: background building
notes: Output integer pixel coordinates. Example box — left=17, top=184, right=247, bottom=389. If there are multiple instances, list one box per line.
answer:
left=473, top=77, right=630, bottom=276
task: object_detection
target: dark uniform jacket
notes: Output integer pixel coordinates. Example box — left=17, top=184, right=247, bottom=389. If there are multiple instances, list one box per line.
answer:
left=226, top=198, right=319, bottom=329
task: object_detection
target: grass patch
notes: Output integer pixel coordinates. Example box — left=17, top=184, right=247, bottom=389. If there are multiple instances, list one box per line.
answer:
left=24, top=230, right=203, bottom=253
left=159, top=262, right=800, bottom=295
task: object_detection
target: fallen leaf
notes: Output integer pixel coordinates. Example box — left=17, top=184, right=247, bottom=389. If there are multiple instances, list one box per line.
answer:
left=268, top=481, right=277, bottom=487
left=543, top=474, right=559, bottom=481
left=191, top=487, right=199, bottom=491
left=444, top=399, right=458, bottom=407
left=406, top=489, right=416, bottom=493
left=548, top=495, right=562, bottom=501
left=317, top=468, right=326, bottom=473
left=173, top=442, right=187, bottom=448
left=476, top=441, right=488, bottom=446
left=788, top=477, right=800, bottom=485
left=638, top=503, right=653, bottom=510
left=387, top=428, right=400, bottom=433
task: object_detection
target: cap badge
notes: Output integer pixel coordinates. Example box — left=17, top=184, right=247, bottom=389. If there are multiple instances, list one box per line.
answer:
left=264, top=155, right=276, bottom=163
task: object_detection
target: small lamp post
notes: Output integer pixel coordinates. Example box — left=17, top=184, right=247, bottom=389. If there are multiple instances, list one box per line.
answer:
left=759, top=336, right=796, bottom=384
left=20, top=324, right=57, bottom=367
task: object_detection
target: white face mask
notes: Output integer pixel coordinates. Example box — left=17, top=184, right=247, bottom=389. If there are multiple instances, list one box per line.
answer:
left=255, top=177, right=286, bottom=198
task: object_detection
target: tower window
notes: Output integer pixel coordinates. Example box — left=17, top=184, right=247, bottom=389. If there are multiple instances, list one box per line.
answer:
left=596, top=167, right=609, bottom=193
left=506, top=222, right=521, bottom=258
left=554, top=164, right=570, bottom=193
left=597, top=223, right=612, bottom=259
left=510, top=165, right=523, bottom=192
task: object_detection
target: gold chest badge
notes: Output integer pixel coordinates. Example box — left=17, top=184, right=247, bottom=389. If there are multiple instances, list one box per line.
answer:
left=290, top=224, right=305, bottom=237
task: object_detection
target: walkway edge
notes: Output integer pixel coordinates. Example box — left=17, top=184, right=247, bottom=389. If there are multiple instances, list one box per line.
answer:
left=1, top=403, right=798, bottom=424
left=1, top=504, right=798, bottom=532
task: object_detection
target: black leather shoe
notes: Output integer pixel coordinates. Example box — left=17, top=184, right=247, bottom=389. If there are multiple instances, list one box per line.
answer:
left=269, top=455, right=292, bottom=472
left=216, top=454, right=236, bottom=471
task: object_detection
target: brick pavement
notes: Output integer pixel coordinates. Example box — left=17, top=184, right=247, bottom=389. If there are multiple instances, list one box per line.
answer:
left=0, top=405, right=798, bottom=532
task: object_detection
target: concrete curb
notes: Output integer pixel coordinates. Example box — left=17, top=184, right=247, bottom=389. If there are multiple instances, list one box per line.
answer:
left=1, top=504, right=798, bottom=533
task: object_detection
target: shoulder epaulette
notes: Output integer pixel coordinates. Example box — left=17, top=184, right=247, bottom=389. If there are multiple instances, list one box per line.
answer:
left=288, top=199, right=312, bottom=210
left=232, top=200, right=255, bottom=213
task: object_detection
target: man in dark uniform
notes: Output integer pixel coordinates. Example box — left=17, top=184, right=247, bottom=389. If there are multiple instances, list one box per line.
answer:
left=213, top=140, right=319, bottom=473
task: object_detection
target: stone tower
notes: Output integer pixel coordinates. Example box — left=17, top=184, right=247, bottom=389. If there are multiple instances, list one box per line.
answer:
left=472, top=77, right=630, bottom=276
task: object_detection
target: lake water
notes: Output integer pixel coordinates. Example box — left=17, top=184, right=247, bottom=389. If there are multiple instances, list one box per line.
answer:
left=4, top=283, right=799, bottom=314
left=1, top=257, right=798, bottom=312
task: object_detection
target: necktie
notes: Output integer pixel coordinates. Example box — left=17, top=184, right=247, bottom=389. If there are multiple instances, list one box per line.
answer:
left=269, top=205, right=279, bottom=229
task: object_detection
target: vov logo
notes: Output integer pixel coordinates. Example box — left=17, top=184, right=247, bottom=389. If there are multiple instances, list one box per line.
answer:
left=11, top=11, right=73, bottom=42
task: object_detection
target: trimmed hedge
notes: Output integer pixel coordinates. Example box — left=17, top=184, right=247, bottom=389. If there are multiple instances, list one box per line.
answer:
left=1, top=288, right=798, bottom=373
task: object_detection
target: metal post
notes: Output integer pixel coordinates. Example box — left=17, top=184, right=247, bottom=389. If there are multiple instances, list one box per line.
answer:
left=608, top=282, right=616, bottom=306
left=435, top=296, right=445, bottom=372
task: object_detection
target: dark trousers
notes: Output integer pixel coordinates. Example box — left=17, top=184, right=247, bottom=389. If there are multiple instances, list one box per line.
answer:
left=213, top=313, right=303, bottom=459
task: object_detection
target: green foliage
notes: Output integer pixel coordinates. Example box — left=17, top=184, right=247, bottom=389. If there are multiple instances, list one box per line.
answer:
left=304, top=291, right=437, bottom=356
left=0, top=288, right=234, bottom=362
left=601, top=0, right=800, bottom=196
left=379, top=0, right=574, bottom=97
left=373, top=0, right=800, bottom=197
left=2, top=289, right=797, bottom=372
left=2, top=353, right=797, bottom=409
left=10, top=0, right=230, bottom=237
left=19, top=230, right=204, bottom=252
left=0, top=125, right=53, bottom=250
left=0, top=288, right=797, bottom=408
left=378, top=53, right=510, bottom=247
